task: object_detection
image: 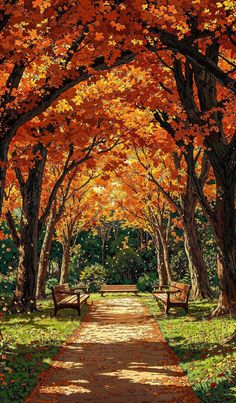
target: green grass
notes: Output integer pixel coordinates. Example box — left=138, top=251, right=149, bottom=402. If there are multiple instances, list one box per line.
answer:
left=1, top=293, right=235, bottom=402
left=141, top=294, right=236, bottom=403
left=0, top=297, right=92, bottom=403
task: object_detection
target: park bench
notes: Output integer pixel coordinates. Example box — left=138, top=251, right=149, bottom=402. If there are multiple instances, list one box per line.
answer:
left=152, top=281, right=191, bottom=315
left=51, top=283, right=90, bottom=317
left=100, top=284, right=138, bottom=296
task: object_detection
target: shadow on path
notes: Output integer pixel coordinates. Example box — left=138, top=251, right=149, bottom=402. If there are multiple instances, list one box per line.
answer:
left=25, top=298, right=199, bottom=403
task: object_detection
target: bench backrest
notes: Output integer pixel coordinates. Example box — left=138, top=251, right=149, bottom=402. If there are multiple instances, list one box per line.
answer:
left=100, top=284, right=137, bottom=291
left=170, top=281, right=191, bottom=302
left=51, top=283, right=71, bottom=303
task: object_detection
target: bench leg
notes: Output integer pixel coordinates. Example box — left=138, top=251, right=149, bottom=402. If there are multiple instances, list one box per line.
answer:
left=77, top=307, right=81, bottom=316
left=165, top=305, right=170, bottom=316
left=54, top=307, right=58, bottom=317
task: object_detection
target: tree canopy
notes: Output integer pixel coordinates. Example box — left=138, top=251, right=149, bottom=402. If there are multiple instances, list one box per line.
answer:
left=0, top=0, right=235, bottom=317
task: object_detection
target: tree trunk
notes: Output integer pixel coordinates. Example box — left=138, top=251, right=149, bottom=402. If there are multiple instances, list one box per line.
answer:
left=0, top=135, right=11, bottom=217
left=14, top=211, right=38, bottom=311
left=60, top=235, right=72, bottom=284
left=12, top=143, right=47, bottom=311
left=36, top=207, right=56, bottom=299
left=212, top=177, right=236, bottom=315
left=190, top=42, right=236, bottom=314
left=101, top=238, right=105, bottom=266
left=188, top=151, right=236, bottom=312
left=183, top=222, right=213, bottom=300
left=159, top=233, right=172, bottom=283
left=153, top=234, right=168, bottom=286
left=182, top=185, right=213, bottom=300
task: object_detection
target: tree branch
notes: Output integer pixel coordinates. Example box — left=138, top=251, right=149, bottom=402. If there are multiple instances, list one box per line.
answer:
left=186, top=151, right=216, bottom=224
left=149, top=26, right=236, bottom=93
left=13, top=51, right=135, bottom=132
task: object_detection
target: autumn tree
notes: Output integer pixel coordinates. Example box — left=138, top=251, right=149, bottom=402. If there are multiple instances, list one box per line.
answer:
left=1, top=0, right=235, bottom=219
left=1, top=1, right=235, bottom=316
left=101, top=162, right=174, bottom=286
left=36, top=168, right=97, bottom=299
left=140, top=46, right=235, bottom=313
left=5, top=127, right=121, bottom=310
left=133, top=146, right=213, bottom=299
left=56, top=186, right=103, bottom=285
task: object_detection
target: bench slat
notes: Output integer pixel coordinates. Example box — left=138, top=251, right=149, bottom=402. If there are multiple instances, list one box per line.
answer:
left=100, top=285, right=137, bottom=290
left=80, top=294, right=90, bottom=303
left=100, top=284, right=138, bottom=294
left=51, top=284, right=90, bottom=316
left=59, top=295, right=78, bottom=305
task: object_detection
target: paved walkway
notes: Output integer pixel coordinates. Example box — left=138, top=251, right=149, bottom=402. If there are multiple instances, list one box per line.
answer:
left=26, top=298, right=199, bottom=402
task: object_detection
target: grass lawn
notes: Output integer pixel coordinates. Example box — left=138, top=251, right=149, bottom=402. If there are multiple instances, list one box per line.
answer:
left=141, top=294, right=236, bottom=403
left=0, top=295, right=100, bottom=403
left=0, top=293, right=235, bottom=402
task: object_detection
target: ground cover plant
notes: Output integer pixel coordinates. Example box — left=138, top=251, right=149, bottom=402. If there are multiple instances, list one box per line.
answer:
left=142, top=295, right=236, bottom=402
left=0, top=298, right=91, bottom=403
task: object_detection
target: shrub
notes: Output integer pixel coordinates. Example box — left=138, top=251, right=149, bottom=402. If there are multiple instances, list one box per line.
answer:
left=106, top=247, right=145, bottom=284
left=170, top=248, right=189, bottom=281
left=137, top=272, right=158, bottom=292
left=80, top=264, right=107, bottom=292
left=45, top=277, right=59, bottom=296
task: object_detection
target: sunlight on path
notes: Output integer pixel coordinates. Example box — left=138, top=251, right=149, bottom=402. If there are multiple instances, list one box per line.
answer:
left=25, top=298, right=199, bottom=402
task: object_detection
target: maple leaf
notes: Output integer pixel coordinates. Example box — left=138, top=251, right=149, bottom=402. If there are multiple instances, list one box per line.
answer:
left=95, top=32, right=104, bottom=42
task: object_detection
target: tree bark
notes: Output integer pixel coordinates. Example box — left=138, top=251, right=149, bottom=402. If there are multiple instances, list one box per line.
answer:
left=60, top=238, right=72, bottom=285
left=101, top=238, right=105, bottom=267
left=12, top=143, right=47, bottom=311
left=158, top=227, right=172, bottom=283
left=0, top=135, right=12, bottom=217
left=187, top=146, right=236, bottom=313
left=36, top=206, right=56, bottom=299
left=212, top=176, right=236, bottom=315
left=181, top=182, right=213, bottom=299
left=99, top=222, right=111, bottom=266
left=153, top=234, right=168, bottom=286
left=59, top=224, right=74, bottom=285
left=190, top=42, right=236, bottom=314
left=183, top=218, right=213, bottom=300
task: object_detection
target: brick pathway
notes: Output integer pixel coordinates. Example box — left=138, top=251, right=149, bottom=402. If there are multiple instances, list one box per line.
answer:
left=26, top=298, right=199, bottom=402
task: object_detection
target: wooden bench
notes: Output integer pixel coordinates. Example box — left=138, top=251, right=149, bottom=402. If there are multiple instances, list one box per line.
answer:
left=152, top=281, right=191, bottom=315
left=100, top=284, right=138, bottom=296
left=51, top=283, right=90, bottom=317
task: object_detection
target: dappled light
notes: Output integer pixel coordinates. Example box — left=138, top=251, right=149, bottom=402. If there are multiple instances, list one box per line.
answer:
left=26, top=298, right=198, bottom=402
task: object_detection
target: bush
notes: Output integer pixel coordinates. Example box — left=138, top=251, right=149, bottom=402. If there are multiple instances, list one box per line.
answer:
left=0, top=224, right=19, bottom=276
left=45, top=277, right=59, bottom=296
left=137, top=272, right=158, bottom=292
left=79, top=264, right=107, bottom=292
left=106, top=247, right=145, bottom=284
left=0, top=272, right=16, bottom=294
left=170, top=247, right=189, bottom=281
